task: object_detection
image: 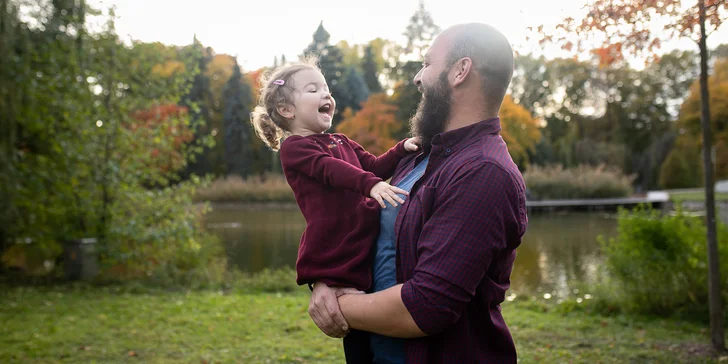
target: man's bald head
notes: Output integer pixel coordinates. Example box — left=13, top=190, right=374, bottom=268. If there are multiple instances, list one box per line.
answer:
left=441, top=23, right=514, bottom=112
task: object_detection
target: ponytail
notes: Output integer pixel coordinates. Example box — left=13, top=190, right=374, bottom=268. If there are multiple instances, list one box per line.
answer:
left=250, top=106, right=284, bottom=152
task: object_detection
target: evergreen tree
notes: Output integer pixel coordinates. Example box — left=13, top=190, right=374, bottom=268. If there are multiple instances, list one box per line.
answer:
left=341, top=66, right=370, bottom=112
left=403, top=0, right=440, bottom=60
left=362, top=45, right=382, bottom=93
left=303, top=22, right=349, bottom=126
left=389, top=1, right=440, bottom=137
left=222, top=58, right=254, bottom=178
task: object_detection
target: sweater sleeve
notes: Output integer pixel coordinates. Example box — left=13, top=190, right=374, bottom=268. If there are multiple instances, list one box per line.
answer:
left=280, top=136, right=383, bottom=197
left=342, top=135, right=409, bottom=181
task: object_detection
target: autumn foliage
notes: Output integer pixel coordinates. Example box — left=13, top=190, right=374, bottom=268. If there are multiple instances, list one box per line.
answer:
left=128, top=104, right=193, bottom=173
left=531, top=0, right=727, bottom=67
left=499, top=95, right=542, bottom=167
left=336, top=93, right=400, bottom=155
left=676, top=58, right=728, bottom=179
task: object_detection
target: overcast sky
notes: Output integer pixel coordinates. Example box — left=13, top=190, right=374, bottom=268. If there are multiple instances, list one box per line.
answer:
left=88, top=0, right=728, bottom=71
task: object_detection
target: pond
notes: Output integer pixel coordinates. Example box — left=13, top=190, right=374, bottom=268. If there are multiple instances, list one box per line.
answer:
left=205, top=206, right=621, bottom=299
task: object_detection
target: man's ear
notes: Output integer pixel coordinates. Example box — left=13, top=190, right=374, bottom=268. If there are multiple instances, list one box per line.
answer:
left=451, top=57, right=473, bottom=88
left=277, top=103, right=295, bottom=120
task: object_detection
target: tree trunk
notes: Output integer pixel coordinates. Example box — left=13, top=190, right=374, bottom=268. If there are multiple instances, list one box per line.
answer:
left=699, top=0, right=724, bottom=352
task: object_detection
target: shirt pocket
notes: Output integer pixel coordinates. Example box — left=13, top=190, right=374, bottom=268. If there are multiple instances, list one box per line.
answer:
left=414, top=185, right=437, bottom=220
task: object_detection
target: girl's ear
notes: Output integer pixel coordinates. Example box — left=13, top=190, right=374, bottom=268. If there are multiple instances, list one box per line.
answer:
left=277, top=103, right=295, bottom=120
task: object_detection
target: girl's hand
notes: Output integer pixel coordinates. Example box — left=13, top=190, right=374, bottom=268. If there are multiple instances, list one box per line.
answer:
left=404, top=137, right=420, bottom=152
left=370, top=181, right=408, bottom=208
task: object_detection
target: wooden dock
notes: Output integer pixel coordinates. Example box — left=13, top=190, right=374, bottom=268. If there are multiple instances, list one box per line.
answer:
left=527, top=191, right=670, bottom=212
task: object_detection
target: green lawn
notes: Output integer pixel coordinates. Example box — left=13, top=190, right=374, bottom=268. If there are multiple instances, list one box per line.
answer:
left=669, top=190, right=728, bottom=203
left=0, top=285, right=724, bottom=363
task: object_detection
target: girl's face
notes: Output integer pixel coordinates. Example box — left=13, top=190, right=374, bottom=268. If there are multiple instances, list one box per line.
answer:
left=283, top=69, right=336, bottom=136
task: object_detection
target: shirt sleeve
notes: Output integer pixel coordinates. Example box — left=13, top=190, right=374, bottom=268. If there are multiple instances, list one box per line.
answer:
left=400, top=161, right=524, bottom=336
left=343, top=135, right=409, bottom=181
left=280, top=136, right=383, bottom=196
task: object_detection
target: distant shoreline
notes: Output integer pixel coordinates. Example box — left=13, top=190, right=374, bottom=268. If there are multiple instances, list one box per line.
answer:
left=199, top=197, right=727, bottom=213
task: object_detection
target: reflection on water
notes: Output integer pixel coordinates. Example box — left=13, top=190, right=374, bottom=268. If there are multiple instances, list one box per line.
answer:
left=205, top=206, right=617, bottom=297
left=511, top=212, right=617, bottom=298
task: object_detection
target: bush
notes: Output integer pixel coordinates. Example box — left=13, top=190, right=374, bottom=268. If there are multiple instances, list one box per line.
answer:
left=659, top=140, right=704, bottom=189
left=524, top=164, right=634, bottom=199
left=101, top=179, right=227, bottom=286
left=194, top=174, right=295, bottom=203
left=599, top=205, right=728, bottom=318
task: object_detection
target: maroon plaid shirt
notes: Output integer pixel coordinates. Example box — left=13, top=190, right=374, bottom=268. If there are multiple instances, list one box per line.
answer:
left=392, top=117, right=528, bottom=363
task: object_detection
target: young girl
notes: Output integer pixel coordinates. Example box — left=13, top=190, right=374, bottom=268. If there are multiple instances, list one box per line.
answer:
left=250, top=59, right=418, bottom=362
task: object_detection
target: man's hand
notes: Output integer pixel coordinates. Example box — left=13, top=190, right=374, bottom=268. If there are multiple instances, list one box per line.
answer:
left=370, top=182, right=408, bottom=208
left=308, top=282, right=363, bottom=338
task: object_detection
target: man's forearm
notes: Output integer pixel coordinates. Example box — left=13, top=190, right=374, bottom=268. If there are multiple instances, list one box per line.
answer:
left=338, top=284, right=426, bottom=338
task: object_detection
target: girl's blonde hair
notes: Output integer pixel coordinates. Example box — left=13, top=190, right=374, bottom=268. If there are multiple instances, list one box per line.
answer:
left=250, top=56, right=321, bottom=151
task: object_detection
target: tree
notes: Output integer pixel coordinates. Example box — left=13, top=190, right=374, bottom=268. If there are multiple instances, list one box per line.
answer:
left=178, top=36, right=214, bottom=179
left=222, top=59, right=254, bottom=178
left=205, top=54, right=237, bottom=174
left=128, top=104, right=194, bottom=176
left=337, top=40, right=362, bottom=66
left=678, top=58, right=728, bottom=179
left=403, top=0, right=440, bottom=60
left=538, top=0, right=728, bottom=350
left=362, top=44, right=382, bottom=93
left=336, top=93, right=399, bottom=155
left=389, top=2, right=441, bottom=138
left=337, top=66, right=370, bottom=116
left=303, top=22, right=348, bottom=126
left=510, top=54, right=554, bottom=117
left=659, top=138, right=704, bottom=189
left=499, top=96, right=542, bottom=168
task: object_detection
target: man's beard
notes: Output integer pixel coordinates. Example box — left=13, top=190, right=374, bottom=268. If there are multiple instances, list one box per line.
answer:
left=409, top=71, right=452, bottom=154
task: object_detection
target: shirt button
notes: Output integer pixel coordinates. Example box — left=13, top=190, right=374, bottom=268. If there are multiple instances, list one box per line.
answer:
left=445, top=148, right=452, bottom=153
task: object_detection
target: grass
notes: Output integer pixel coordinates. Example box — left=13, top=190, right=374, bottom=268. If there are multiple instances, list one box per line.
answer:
left=194, top=175, right=294, bottom=204
left=669, top=190, right=728, bottom=203
left=1, top=284, right=725, bottom=363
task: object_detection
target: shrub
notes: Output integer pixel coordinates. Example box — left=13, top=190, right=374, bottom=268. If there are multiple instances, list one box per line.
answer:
left=659, top=140, right=704, bottom=189
left=194, top=174, right=295, bottom=203
left=524, top=164, right=634, bottom=199
left=101, top=179, right=227, bottom=286
left=599, top=205, right=728, bottom=318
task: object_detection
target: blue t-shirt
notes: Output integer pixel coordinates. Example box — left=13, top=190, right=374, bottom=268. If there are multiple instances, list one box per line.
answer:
left=370, top=155, right=429, bottom=364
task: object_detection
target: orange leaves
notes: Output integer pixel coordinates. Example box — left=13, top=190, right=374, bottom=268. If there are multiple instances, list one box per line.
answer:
left=131, top=104, right=188, bottom=125
left=499, top=95, right=542, bottom=166
left=535, top=0, right=717, bottom=66
left=591, top=43, right=625, bottom=68
left=128, top=104, right=193, bottom=174
left=245, top=68, right=267, bottom=102
left=335, top=93, right=399, bottom=156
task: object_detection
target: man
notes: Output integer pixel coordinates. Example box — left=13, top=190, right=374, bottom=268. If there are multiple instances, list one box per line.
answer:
left=308, top=22, right=528, bottom=363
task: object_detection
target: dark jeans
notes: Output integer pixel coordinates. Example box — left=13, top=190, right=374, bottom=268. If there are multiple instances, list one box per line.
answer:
left=343, top=329, right=373, bottom=364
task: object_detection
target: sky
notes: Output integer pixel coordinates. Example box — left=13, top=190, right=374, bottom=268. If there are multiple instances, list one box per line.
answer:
left=88, top=0, right=728, bottom=72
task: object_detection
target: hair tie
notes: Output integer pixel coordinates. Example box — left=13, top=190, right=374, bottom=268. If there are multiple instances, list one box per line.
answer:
left=272, top=79, right=285, bottom=86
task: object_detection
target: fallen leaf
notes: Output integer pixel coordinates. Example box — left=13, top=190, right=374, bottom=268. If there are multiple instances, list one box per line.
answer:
left=78, top=346, right=91, bottom=351
left=128, top=351, right=137, bottom=357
